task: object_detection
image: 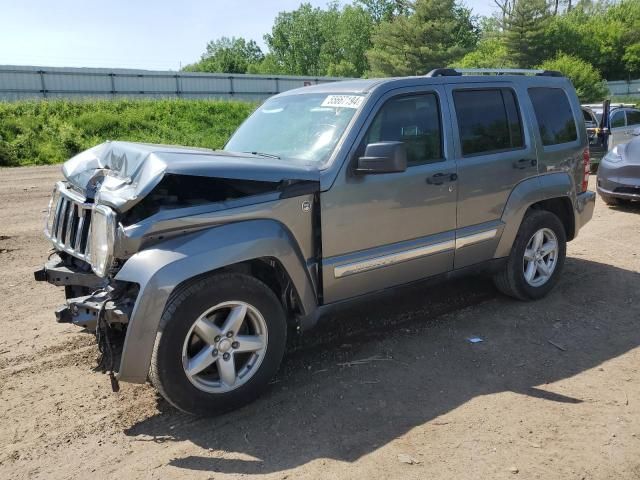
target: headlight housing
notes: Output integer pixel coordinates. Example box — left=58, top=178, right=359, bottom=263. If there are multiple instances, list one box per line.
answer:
left=89, top=205, right=116, bottom=277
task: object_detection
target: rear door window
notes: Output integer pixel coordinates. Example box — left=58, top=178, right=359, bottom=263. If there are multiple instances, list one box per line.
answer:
left=452, top=88, right=524, bottom=156
left=610, top=110, right=626, bottom=128
left=528, top=87, right=578, bottom=146
left=626, top=109, right=640, bottom=126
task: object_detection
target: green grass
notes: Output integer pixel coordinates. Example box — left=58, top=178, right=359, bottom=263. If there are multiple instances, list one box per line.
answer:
left=0, top=99, right=257, bottom=167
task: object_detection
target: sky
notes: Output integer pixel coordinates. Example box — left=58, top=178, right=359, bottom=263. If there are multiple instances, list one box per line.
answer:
left=0, top=0, right=497, bottom=71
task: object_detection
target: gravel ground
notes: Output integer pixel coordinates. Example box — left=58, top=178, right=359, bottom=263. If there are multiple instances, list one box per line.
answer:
left=1, top=166, right=639, bottom=480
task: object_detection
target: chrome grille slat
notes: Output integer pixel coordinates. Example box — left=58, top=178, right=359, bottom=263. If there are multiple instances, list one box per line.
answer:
left=64, top=203, right=75, bottom=246
left=52, top=197, right=65, bottom=239
left=44, top=182, right=92, bottom=261
left=58, top=199, right=69, bottom=243
left=74, top=209, right=85, bottom=250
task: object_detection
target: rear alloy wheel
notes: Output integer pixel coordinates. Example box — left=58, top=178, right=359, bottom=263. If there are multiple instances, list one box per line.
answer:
left=150, top=273, right=287, bottom=416
left=522, top=228, right=559, bottom=288
left=493, top=210, right=566, bottom=301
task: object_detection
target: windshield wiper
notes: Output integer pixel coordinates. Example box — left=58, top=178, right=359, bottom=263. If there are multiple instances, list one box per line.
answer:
left=243, top=151, right=281, bottom=159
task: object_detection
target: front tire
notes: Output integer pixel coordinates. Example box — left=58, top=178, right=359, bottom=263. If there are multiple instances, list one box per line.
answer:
left=149, top=273, right=287, bottom=416
left=493, top=210, right=566, bottom=301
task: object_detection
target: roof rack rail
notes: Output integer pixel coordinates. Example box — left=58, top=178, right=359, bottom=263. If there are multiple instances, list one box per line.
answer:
left=426, top=68, right=462, bottom=77
left=426, top=68, right=563, bottom=77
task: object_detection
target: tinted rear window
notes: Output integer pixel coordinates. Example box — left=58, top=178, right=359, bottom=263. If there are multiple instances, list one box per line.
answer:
left=528, top=88, right=578, bottom=146
left=627, top=109, right=640, bottom=126
left=453, top=88, right=524, bottom=156
left=611, top=110, right=626, bottom=128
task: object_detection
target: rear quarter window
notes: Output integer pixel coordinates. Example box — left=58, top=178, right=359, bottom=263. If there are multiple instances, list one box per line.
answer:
left=528, top=87, right=578, bottom=146
left=626, top=109, right=640, bottom=126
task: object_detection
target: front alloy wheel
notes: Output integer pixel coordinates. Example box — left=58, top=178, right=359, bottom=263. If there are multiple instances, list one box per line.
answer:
left=150, top=273, right=287, bottom=416
left=182, top=301, right=268, bottom=394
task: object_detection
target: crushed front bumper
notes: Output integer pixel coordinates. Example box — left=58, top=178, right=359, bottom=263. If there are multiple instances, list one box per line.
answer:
left=51, top=290, right=132, bottom=330
left=34, top=256, right=105, bottom=289
left=34, top=256, right=133, bottom=330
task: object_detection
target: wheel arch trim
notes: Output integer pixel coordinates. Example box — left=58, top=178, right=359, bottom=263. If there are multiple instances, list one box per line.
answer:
left=114, top=219, right=317, bottom=383
left=495, top=173, right=576, bottom=258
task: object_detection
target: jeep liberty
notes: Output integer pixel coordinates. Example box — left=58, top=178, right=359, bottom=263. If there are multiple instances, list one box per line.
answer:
left=35, top=68, right=596, bottom=415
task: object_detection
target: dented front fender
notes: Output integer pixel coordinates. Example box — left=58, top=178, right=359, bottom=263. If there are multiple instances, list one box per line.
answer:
left=114, top=219, right=318, bottom=383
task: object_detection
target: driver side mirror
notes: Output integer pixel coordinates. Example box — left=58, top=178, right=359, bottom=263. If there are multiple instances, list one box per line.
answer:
left=632, top=127, right=640, bottom=136
left=356, top=141, right=407, bottom=174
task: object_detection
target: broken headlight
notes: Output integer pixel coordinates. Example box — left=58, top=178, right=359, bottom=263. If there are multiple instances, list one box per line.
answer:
left=89, top=204, right=116, bottom=277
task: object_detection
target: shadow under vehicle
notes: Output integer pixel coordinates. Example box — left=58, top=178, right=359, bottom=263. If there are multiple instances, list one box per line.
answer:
left=124, top=257, right=640, bottom=476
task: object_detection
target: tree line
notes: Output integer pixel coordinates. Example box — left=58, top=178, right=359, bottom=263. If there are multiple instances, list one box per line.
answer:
left=183, top=0, right=640, bottom=102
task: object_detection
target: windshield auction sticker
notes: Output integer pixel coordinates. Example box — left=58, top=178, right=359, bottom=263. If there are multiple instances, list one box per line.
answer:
left=321, top=95, right=365, bottom=109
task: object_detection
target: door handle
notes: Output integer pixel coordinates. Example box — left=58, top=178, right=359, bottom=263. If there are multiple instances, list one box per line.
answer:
left=513, top=158, right=536, bottom=169
left=426, top=172, right=457, bottom=185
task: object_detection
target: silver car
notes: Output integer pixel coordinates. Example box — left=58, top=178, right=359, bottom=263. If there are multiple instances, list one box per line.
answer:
left=597, top=129, right=640, bottom=205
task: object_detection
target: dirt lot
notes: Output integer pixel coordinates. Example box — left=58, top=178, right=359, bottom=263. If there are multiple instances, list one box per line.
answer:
left=1, top=166, right=639, bottom=480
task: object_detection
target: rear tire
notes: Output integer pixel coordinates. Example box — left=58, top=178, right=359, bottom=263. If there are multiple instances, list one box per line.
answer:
left=493, top=210, right=566, bottom=301
left=149, top=273, right=287, bottom=416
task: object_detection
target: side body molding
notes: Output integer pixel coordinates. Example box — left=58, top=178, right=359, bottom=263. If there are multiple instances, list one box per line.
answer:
left=114, top=219, right=317, bottom=383
left=494, top=172, right=575, bottom=259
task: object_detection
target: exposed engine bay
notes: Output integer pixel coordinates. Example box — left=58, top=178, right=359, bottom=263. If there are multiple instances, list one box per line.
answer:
left=123, top=174, right=298, bottom=224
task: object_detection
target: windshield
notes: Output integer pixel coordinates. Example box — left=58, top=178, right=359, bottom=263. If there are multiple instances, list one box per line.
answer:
left=225, top=93, right=365, bottom=164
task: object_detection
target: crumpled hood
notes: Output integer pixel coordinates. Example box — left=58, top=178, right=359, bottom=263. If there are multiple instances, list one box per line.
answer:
left=62, top=141, right=320, bottom=212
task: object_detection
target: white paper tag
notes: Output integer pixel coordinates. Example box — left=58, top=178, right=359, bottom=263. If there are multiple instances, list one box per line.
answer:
left=321, top=95, right=365, bottom=109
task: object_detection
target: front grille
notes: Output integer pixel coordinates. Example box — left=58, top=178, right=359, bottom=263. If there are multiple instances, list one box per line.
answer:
left=45, top=182, right=92, bottom=261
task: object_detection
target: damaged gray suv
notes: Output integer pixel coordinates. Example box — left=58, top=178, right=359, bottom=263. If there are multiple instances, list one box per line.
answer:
left=35, top=68, right=596, bottom=415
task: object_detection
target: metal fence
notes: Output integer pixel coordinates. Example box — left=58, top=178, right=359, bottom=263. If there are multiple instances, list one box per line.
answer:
left=0, top=65, right=346, bottom=101
left=607, top=79, right=640, bottom=98
left=1, top=65, right=639, bottom=101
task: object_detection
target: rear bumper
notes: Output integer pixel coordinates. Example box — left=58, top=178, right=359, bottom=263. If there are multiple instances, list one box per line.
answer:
left=575, top=190, right=596, bottom=234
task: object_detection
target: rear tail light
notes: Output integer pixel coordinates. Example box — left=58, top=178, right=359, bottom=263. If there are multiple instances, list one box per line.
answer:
left=582, top=148, right=590, bottom=192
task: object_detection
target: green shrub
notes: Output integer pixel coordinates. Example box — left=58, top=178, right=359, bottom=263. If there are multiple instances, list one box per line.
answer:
left=0, top=99, right=256, bottom=167
left=538, top=54, right=609, bottom=103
